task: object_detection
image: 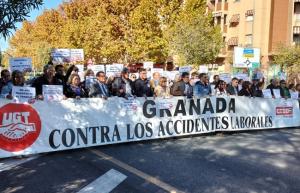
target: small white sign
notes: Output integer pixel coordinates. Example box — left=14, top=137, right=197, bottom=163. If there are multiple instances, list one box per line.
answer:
left=88, top=65, right=105, bottom=73
left=70, top=49, right=84, bottom=63
left=143, top=61, right=154, bottom=70
left=85, top=76, right=96, bottom=89
left=273, top=89, right=281, bottom=99
left=43, top=85, right=64, bottom=101
left=151, top=68, right=164, bottom=76
left=199, top=66, right=208, bottom=73
left=9, top=58, right=32, bottom=72
left=219, top=73, right=232, bottom=83
left=106, top=64, right=124, bottom=77
left=290, top=92, right=299, bottom=99
left=262, top=89, right=272, bottom=99
left=179, top=66, right=192, bottom=73
left=234, top=73, right=249, bottom=81
left=12, top=86, right=36, bottom=103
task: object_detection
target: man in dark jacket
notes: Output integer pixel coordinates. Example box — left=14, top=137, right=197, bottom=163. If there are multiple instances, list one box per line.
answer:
left=32, top=64, right=63, bottom=98
left=134, top=68, right=153, bottom=97
left=226, top=77, right=239, bottom=95
left=89, top=71, right=110, bottom=98
left=111, top=67, right=134, bottom=98
left=171, top=72, right=193, bottom=98
left=266, top=78, right=280, bottom=97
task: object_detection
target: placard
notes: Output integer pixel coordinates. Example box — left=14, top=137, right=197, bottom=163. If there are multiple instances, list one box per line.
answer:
left=85, top=76, right=97, bottom=89
left=262, top=89, right=272, bottom=99
left=199, top=65, right=208, bottom=73
left=290, top=92, right=299, bottom=99
left=219, top=73, right=232, bottom=83
left=106, top=64, right=124, bottom=77
left=42, top=85, right=64, bottom=101
left=9, top=58, right=32, bottom=72
left=88, top=65, right=105, bottom=73
left=273, top=89, right=281, bottom=99
left=12, top=86, right=36, bottom=103
left=143, top=61, right=154, bottom=70
left=70, top=49, right=84, bottom=63
left=179, top=66, right=192, bottom=73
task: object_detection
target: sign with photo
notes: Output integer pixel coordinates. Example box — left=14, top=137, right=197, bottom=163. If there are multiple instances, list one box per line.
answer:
left=42, top=85, right=64, bottom=101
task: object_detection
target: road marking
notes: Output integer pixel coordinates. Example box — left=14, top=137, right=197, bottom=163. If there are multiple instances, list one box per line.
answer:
left=90, top=149, right=185, bottom=193
left=77, top=169, right=126, bottom=193
left=0, top=156, right=39, bottom=172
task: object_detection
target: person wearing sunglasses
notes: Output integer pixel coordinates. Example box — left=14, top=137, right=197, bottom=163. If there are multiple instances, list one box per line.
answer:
left=279, top=80, right=291, bottom=99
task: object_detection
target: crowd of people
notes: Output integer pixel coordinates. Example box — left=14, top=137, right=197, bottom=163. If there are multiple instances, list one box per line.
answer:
left=0, top=63, right=299, bottom=101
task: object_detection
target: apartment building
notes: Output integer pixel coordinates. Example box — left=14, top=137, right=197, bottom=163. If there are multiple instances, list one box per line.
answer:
left=207, top=0, right=296, bottom=76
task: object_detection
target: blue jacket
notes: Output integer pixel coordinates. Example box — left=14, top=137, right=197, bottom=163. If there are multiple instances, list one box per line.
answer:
left=193, top=81, right=212, bottom=97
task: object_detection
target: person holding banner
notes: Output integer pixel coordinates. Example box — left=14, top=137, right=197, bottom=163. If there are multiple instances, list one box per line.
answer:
left=238, top=81, right=253, bottom=97
left=0, top=69, right=13, bottom=98
left=154, top=77, right=171, bottom=98
left=214, top=80, right=228, bottom=96
left=5, top=70, right=25, bottom=99
left=226, top=77, right=239, bottom=95
left=64, top=74, right=87, bottom=99
left=171, top=72, right=193, bottom=98
left=32, top=64, right=63, bottom=99
left=111, top=68, right=134, bottom=98
left=279, top=80, right=291, bottom=99
left=266, top=79, right=280, bottom=98
left=134, top=68, right=153, bottom=97
left=89, top=71, right=110, bottom=99
left=193, top=73, right=211, bottom=97
left=150, top=72, right=161, bottom=91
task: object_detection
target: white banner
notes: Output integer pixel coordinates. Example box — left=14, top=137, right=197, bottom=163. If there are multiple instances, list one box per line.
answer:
left=9, top=58, right=32, bottom=72
left=0, top=97, right=299, bottom=158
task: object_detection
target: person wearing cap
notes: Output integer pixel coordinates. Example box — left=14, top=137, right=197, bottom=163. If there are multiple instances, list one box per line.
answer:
left=111, top=67, right=134, bottom=98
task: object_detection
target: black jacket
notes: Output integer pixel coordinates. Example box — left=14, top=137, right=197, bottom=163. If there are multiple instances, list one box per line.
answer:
left=134, top=78, right=153, bottom=97
left=31, top=75, right=63, bottom=95
left=111, top=77, right=134, bottom=97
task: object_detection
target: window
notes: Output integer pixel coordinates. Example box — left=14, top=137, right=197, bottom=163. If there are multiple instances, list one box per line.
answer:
left=245, top=34, right=253, bottom=46
left=216, top=16, right=222, bottom=25
left=294, top=2, right=300, bottom=14
left=224, top=14, right=227, bottom=25
left=293, top=34, right=300, bottom=46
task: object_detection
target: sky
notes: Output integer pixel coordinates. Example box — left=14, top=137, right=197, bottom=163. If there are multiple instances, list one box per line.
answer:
left=0, top=0, right=64, bottom=51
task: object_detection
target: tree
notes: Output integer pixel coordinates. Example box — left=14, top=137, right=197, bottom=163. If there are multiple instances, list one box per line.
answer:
left=166, top=0, right=223, bottom=66
left=0, top=0, right=43, bottom=39
left=273, top=44, right=300, bottom=74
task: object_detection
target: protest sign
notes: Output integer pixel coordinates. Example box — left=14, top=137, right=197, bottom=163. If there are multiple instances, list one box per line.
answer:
left=290, top=92, right=299, bottom=100
left=219, top=73, right=232, bottom=83
left=85, top=76, right=97, bottom=88
left=179, top=66, right=192, bottom=74
left=70, top=49, right=84, bottom=63
left=262, top=89, right=272, bottom=99
left=12, top=86, right=36, bottom=103
left=51, top=49, right=71, bottom=64
left=88, top=65, right=105, bottom=73
left=143, top=61, right=154, bottom=71
left=199, top=66, right=208, bottom=73
left=151, top=68, right=164, bottom=76
left=273, top=89, right=281, bottom=99
left=106, top=64, right=124, bottom=77
left=42, top=85, right=64, bottom=101
left=9, top=58, right=32, bottom=72
left=234, top=73, right=249, bottom=81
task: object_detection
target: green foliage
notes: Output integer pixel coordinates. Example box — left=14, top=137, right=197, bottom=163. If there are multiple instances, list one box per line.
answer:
left=273, top=44, right=300, bottom=74
left=8, top=0, right=223, bottom=69
left=166, top=0, right=223, bottom=66
left=0, top=0, right=43, bottom=39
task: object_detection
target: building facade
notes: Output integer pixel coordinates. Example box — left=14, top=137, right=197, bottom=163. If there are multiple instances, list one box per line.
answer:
left=207, top=0, right=297, bottom=77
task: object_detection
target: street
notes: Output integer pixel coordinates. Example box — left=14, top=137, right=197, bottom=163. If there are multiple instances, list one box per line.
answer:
left=1, top=128, right=300, bottom=193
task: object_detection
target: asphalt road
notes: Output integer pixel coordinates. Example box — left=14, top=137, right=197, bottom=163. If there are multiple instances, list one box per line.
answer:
left=1, top=128, right=300, bottom=193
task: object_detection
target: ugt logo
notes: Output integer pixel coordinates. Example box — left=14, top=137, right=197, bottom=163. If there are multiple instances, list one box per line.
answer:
left=0, top=103, right=41, bottom=152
